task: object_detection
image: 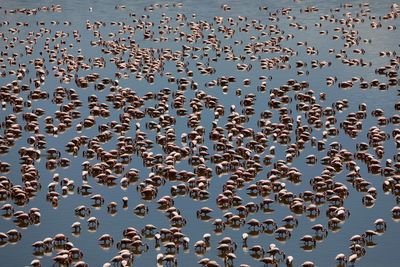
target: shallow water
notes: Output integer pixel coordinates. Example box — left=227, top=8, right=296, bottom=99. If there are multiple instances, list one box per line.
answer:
left=0, top=0, right=399, bottom=266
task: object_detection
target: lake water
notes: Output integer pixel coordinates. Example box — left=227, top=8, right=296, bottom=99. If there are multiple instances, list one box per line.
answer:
left=0, top=0, right=399, bottom=266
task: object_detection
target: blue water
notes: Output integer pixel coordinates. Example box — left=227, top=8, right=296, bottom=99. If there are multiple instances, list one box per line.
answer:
left=0, top=0, right=399, bottom=266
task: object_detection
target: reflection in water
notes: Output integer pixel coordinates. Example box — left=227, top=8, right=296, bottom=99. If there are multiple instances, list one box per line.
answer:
left=0, top=1, right=399, bottom=267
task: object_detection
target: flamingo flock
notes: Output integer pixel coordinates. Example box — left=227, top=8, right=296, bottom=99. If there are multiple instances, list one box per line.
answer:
left=0, top=1, right=399, bottom=266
